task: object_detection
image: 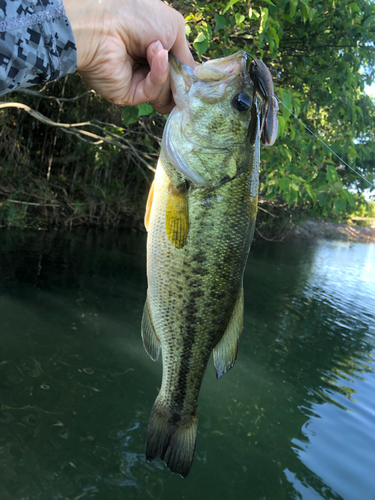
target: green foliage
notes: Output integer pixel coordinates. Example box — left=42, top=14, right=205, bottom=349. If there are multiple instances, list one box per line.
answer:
left=1, top=0, right=375, bottom=228
left=0, top=74, right=158, bottom=228
left=350, top=196, right=375, bottom=219
left=0, top=200, right=28, bottom=228
left=122, top=102, right=155, bottom=126
left=180, top=0, right=375, bottom=219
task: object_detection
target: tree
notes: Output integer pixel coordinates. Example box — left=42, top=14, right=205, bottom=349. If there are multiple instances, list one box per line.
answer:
left=0, top=0, right=374, bottom=228
left=181, top=0, right=375, bottom=217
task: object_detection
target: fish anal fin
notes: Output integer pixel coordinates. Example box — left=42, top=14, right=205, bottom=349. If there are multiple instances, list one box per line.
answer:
left=144, top=180, right=155, bottom=231
left=213, top=288, right=244, bottom=379
left=146, top=402, right=198, bottom=478
left=141, top=299, right=160, bottom=361
left=165, top=183, right=189, bottom=249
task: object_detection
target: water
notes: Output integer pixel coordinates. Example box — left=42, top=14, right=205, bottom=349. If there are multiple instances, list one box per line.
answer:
left=0, top=230, right=374, bottom=500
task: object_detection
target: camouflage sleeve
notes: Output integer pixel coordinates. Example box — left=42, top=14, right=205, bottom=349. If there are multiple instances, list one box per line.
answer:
left=0, top=0, right=77, bottom=95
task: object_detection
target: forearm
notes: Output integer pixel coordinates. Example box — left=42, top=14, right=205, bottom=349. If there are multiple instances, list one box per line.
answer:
left=0, top=0, right=77, bottom=96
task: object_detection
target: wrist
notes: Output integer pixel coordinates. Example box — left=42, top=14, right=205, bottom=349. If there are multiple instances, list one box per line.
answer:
left=63, top=0, right=107, bottom=71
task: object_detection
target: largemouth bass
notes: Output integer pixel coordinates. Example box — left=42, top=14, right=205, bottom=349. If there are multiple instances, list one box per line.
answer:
left=142, top=51, right=274, bottom=477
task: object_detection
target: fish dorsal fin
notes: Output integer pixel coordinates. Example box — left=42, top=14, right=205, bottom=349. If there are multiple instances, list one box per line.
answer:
left=141, top=298, right=161, bottom=361
left=213, top=288, right=244, bottom=379
left=165, top=183, right=189, bottom=249
left=144, top=180, right=155, bottom=232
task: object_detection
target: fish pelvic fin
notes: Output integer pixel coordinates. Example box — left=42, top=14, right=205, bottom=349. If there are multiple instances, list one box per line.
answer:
left=145, top=402, right=198, bottom=478
left=165, top=182, right=189, bottom=249
left=213, top=287, right=244, bottom=379
left=141, top=299, right=161, bottom=361
left=144, top=180, right=155, bottom=231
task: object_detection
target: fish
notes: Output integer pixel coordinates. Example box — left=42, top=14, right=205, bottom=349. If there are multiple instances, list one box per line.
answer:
left=141, top=50, right=275, bottom=477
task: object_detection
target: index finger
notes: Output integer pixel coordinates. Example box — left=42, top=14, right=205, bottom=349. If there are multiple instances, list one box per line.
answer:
left=168, top=11, right=195, bottom=70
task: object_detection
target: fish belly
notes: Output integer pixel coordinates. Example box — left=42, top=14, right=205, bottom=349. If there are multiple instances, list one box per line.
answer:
left=143, top=158, right=256, bottom=476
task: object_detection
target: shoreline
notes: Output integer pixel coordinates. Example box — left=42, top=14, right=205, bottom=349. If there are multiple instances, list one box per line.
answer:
left=1, top=217, right=375, bottom=244
left=289, top=219, right=375, bottom=243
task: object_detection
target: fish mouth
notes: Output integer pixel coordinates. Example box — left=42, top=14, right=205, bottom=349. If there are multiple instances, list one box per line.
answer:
left=194, top=51, right=248, bottom=81
left=169, top=55, right=197, bottom=111
left=169, top=51, right=249, bottom=109
left=169, top=50, right=248, bottom=75
left=169, top=54, right=190, bottom=74
left=164, top=52, right=254, bottom=189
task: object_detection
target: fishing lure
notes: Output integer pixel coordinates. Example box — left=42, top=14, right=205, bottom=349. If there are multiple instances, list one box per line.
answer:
left=249, top=58, right=279, bottom=146
left=247, top=53, right=375, bottom=189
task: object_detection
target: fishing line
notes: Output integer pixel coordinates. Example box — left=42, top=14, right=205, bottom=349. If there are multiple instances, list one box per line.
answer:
left=246, top=52, right=374, bottom=190
left=275, top=96, right=375, bottom=190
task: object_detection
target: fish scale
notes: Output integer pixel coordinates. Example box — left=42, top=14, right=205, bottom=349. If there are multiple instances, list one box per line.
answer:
left=141, top=50, right=271, bottom=477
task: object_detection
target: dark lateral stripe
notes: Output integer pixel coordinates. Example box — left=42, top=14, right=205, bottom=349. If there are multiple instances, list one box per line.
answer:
left=171, top=303, right=199, bottom=409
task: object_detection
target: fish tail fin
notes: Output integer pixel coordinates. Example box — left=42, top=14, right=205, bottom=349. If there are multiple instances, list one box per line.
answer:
left=145, top=402, right=198, bottom=478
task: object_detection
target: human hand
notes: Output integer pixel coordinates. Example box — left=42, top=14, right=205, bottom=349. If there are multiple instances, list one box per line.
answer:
left=63, top=0, right=195, bottom=114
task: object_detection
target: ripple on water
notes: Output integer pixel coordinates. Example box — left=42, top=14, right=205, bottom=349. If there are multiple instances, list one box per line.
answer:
left=0, top=233, right=375, bottom=500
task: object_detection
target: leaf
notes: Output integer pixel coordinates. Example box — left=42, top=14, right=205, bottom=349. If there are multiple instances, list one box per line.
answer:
left=305, top=184, right=314, bottom=201
left=363, top=15, right=375, bottom=28
left=260, top=7, right=269, bottom=33
left=263, top=0, right=276, bottom=5
left=282, top=100, right=292, bottom=121
left=223, top=0, right=240, bottom=14
left=193, top=32, right=206, bottom=43
left=235, top=13, right=245, bottom=25
left=343, top=189, right=355, bottom=207
left=249, top=8, right=260, bottom=18
left=289, top=174, right=299, bottom=181
left=355, top=105, right=363, bottom=118
left=349, top=2, right=361, bottom=14
left=278, top=115, right=285, bottom=136
left=185, top=13, right=202, bottom=22
left=214, top=14, right=228, bottom=32
left=280, top=89, right=293, bottom=110
left=318, top=192, right=330, bottom=206
left=287, top=189, right=298, bottom=204
left=193, top=39, right=209, bottom=60
left=122, top=107, right=138, bottom=126
left=334, top=196, right=346, bottom=212
left=326, top=165, right=338, bottom=184
left=279, top=177, right=291, bottom=191
left=268, top=26, right=280, bottom=47
left=185, top=24, right=191, bottom=37
left=289, top=123, right=296, bottom=140
left=301, top=4, right=311, bottom=22
left=289, top=0, right=298, bottom=18
left=200, top=21, right=212, bottom=41
left=137, top=103, right=154, bottom=117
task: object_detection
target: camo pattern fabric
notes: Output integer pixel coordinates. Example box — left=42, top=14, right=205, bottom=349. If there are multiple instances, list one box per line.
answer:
left=0, top=0, right=77, bottom=95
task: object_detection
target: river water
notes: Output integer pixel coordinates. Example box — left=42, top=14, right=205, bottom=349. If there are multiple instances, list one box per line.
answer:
left=0, top=230, right=374, bottom=500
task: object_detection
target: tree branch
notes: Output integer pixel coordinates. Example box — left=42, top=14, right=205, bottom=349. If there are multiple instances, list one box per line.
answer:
left=15, top=88, right=95, bottom=104
left=0, top=101, right=156, bottom=181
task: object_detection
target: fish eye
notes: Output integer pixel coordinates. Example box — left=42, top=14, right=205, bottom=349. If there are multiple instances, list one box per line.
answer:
left=232, top=93, right=251, bottom=112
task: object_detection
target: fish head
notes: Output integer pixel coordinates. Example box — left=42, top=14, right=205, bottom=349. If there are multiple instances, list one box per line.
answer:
left=162, top=51, right=259, bottom=188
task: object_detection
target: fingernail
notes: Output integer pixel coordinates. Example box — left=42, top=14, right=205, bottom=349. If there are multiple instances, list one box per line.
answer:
left=185, top=40, right=195, bottom=69
left=161, top=49, right=169, bottom=72
left=155, top=40, right=163, bottom=52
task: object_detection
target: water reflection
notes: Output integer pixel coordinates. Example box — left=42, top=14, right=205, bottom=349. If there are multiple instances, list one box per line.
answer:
left=239, top=240, right=375, bottom=500
left=0, top=231, right=374, bottom=500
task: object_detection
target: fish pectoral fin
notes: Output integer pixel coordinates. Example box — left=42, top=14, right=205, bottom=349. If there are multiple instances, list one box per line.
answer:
left=165, top=183, right=189, bottom=249
left=141, top=299, right=161, bottom=361
left=144, top=180, right=155, bottom=232
left=213, top=288, right=244, bottom=379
